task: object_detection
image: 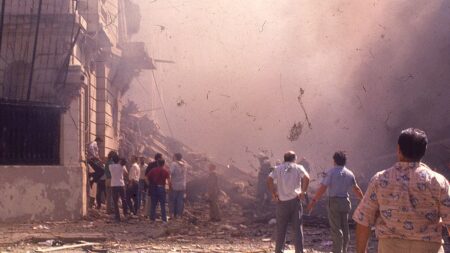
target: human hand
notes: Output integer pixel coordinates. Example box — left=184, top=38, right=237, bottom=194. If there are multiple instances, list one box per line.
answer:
left=272, top=192, right=279, bottom=202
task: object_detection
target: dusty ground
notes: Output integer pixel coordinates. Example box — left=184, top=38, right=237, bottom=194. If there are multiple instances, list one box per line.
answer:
left=0, top=201, right=385, bottom=253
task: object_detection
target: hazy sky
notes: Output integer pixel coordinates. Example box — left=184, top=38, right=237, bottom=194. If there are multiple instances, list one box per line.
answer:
left=126, top=0, right=450, bottom=177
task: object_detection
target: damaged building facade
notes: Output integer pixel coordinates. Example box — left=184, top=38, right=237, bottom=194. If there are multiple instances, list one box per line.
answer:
left=0, top=0, right=152, bottom=222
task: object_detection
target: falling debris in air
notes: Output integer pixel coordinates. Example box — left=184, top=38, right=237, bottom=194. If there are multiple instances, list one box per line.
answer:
left=176, top=97, right=186, bottom=107
left=287, top=121, right=303, bottom=142
left=297, top=88, right=312, bottom=129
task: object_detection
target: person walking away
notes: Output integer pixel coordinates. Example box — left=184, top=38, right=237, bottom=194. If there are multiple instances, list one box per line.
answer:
left=208, top=164, right=221, bottom=222
left=169, top=153, right=187, bottom=219
left=354, top=128, right=450, bottom=253
left=145, top=153, right=163, bottom=216
left=267, top=151, right=310, bottom=253
left=127, top=155, right=140, bottom=215
left=137, top=157, right=148, bottom=212
left=307, top=151, right=364, bottom=253
left=147, top=159, right=171, bottom=222
left=109, top=153, right=129, bottom=222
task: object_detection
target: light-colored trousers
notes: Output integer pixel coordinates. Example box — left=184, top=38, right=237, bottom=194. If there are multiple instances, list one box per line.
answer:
left=378, top=238, right=444, bottom=253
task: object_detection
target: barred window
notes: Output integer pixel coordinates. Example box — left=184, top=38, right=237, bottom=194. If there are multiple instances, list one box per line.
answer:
left=0, top=102, right=61, bottom=165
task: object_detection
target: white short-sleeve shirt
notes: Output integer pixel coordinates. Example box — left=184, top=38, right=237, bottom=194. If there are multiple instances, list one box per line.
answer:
left=269, top=162, right=308, bottom=201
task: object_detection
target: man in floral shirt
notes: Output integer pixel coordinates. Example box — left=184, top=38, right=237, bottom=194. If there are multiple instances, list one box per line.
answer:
left=353, top=128, right=450, bottom=253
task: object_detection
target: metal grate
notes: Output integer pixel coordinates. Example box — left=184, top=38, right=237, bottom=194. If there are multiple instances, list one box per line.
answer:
left=0, top=102, right=61, bottom=165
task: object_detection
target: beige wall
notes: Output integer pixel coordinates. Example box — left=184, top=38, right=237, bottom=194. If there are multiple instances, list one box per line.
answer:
left=0, top=165, right=85, bottom=222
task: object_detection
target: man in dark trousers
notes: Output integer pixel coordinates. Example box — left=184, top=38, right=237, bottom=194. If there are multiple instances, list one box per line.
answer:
left=307, top=151, right=364, bottom=253
left=267, top=151, right=310, bottom=253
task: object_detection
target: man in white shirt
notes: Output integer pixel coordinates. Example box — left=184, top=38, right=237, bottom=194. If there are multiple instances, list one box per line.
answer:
left=169, top=153, right=187, bottom=218
left=267, top=151, right=310, bottom=253
left=109, top=153, right=129, bottom=222
left=126, top=156, right=140, bottom=215
left=137, top=157, right=148, bottom=211
left=86, top=137, right=105, bottom=187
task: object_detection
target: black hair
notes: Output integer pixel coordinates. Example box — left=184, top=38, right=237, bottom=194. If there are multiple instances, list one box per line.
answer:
left=111, top=152, right=119, bottom=163
left=107, top=150, right=117, bottom=160
left=398, top=128, right=428, bottom=162
left=333, top=151, right=347, bottom=166
left=119, top=158, right=127, bottom=166
left=157, top=159, right=165, bottom=167
left=174, top=153, right=182, bottom=161
left=284, top=151, right=296, bottom=162
left=154, top=153, right=163, bottom=160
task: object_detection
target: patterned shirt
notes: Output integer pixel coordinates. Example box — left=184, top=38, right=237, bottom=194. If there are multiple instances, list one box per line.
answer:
left=353, top=162, right=450, bottom=243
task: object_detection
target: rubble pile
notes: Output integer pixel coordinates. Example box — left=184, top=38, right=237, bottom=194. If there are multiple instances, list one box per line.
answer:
left=119, top=101, right=257, bottom=208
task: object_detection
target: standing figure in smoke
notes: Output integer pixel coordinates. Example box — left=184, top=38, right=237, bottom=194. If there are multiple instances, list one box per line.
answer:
left=147, top=159, right=171, bottom=222
left=109, top=153, right=129, bottom=222
left=127, top=155, right=140, bottom=215
left=354, top=128, right=450, bottom=253
left=256, top=153, right=272, bottom=205
left=267, top=151, right=310, bottom=253
left=307, top=151, right=364, bottom=253
left=208, top=164, right=221, bottom=222
left=169, top=153, right=187, bottom=218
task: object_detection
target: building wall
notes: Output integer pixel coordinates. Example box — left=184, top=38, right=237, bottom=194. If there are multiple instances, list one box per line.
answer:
left=0, top=165, right=85, bottom=222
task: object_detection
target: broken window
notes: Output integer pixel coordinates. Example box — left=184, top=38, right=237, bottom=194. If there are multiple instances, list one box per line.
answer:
left=0, top=102, right=61, bottom=165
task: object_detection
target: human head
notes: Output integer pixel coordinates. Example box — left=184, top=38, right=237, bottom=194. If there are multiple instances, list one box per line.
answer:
left=131, top=155, right=138, bottom=163
left=111, top=152, right=119, bottom=163
left=120, top=158, right=127, bottom=166
left=139, top=156, right=146, bottom=165
left=333, top=151, right=347, bottom=166
left=154, top=153, right=163, bottom=161
left=107, top=150, right=117, bottom=160
left=174, top=153, right=182, bottom=161
left=157, top=159, right=165, bottom=167
left=95, top=137, right=103, bottom=143
left=284, top=151, right=296, bottom=162
left=209, top=164, right=216, bottom=171
left=397, top=128, right=428, bottom=162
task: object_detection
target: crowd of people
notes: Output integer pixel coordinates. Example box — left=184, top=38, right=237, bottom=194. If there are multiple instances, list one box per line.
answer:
left=86, top=127, right=450, bottom=253
left=86, top=141, right=221, bottom=223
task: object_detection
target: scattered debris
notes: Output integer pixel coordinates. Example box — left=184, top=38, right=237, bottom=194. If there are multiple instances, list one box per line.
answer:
left=35, top=242, right=99, bottom=253
left=176, top=97, right=186, bottom=107
left=259, top=20, right=267, bottom=33
left=287, top=121, right=303, bottom=141
left=297, top=88, right=312, bottom=129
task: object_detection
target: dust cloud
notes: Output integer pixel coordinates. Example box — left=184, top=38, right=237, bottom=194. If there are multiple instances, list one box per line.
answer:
left=125, top=0, right=450, bottom=180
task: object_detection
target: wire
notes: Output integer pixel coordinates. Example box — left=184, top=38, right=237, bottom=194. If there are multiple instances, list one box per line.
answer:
left=151, top=69, right=174, bottom=138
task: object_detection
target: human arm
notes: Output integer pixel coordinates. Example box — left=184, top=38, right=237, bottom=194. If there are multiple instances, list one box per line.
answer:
left=356, top=223, right=370, bottom=253
left=267, top=176, right=279, bottom=202
left=307, top=184, right=327, bottom=212
left=353, top=184, right=364, bottom=199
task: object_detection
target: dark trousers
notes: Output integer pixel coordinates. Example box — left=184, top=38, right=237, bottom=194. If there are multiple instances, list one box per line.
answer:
left=88, top=159, right=104, bottom=186
left=327, top=197, right=351, bottom=253
left=150, top=186, right=167, bottom=222
left=275, top=198, right=304, bottom=253
left=138, top=179, right=147, bottom=210
left=112, top=186, right=128, bottom=221
left=126, top=181, right=139, bottom=215
left=96, top=179, right=106, bottom=208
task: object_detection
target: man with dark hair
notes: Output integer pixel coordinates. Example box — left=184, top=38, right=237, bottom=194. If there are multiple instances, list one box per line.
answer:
left=307, top=151, right=364, bottom=253
left=109, top=154, right=129, bottom=222
left=145, top=153, right=163, bottom=175
left=147, top=159, right=171, bottom=222
left=354, top=128, right=450, bottom=253
left=267, top=151, right=310, bottom=253
left=87, top=137, right=105, bottom=188
left=169, top=153, right=187, bottom=218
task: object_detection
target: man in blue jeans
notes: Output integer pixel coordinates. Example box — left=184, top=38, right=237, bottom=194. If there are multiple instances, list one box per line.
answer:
left=146, top=159, right=171, bottom=222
